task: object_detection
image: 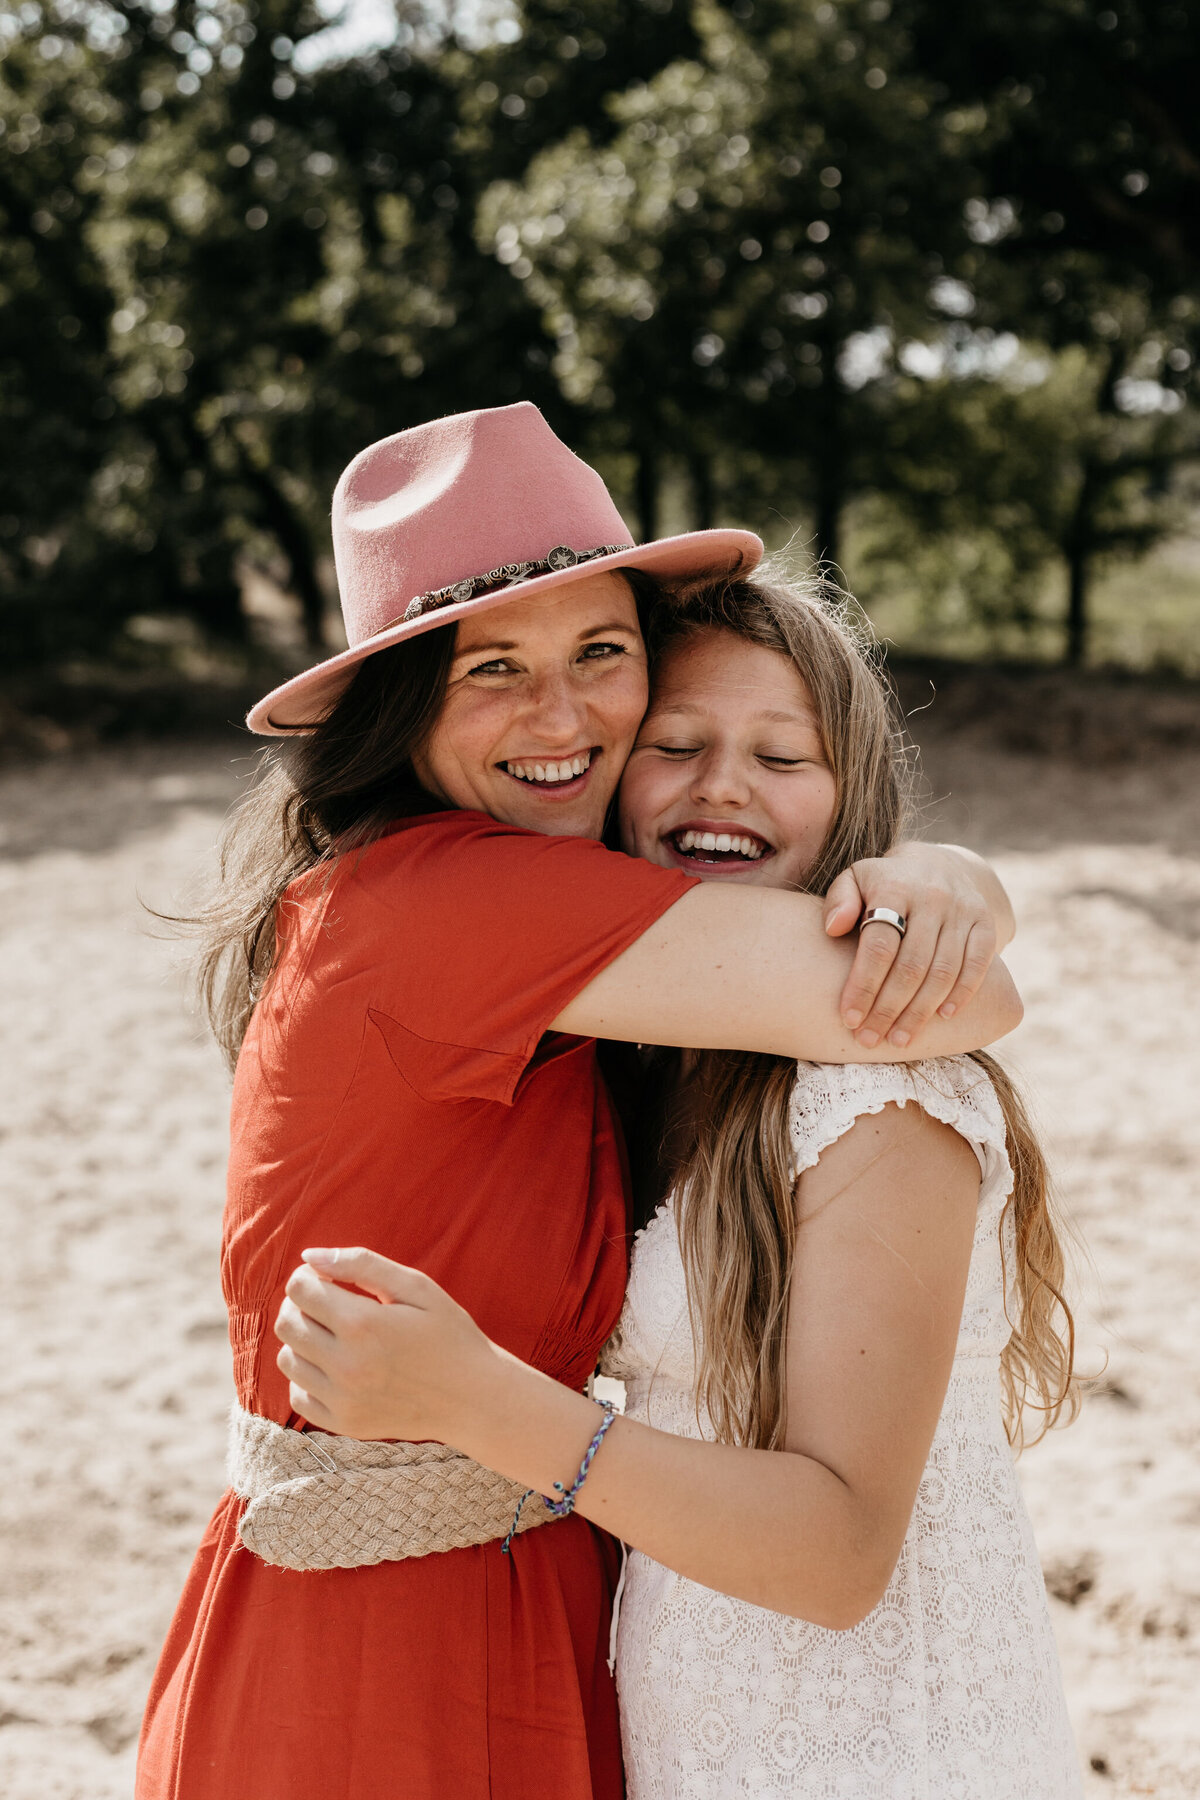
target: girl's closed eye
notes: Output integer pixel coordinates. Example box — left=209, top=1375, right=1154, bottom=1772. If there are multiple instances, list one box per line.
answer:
left=647, top=739, right=702, bottom=758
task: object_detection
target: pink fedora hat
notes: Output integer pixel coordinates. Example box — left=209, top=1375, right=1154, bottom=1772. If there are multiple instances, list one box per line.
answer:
left=246, top=402, right=762, bottom=734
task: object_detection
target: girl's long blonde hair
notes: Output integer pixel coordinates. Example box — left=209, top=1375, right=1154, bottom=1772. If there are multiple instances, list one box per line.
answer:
left=647, top=571, right=1077, bottom=1454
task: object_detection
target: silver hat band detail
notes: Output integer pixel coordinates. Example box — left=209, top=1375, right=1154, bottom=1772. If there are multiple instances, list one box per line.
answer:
left=373, top=543, right=631, bottom=637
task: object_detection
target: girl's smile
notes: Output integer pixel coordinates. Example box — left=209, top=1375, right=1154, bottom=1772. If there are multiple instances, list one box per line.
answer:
left=618, top=628, right=838, bottom=890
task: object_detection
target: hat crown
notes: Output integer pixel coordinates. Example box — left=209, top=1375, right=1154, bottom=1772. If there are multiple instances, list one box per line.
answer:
left=332, top=403, right=634, bottom=646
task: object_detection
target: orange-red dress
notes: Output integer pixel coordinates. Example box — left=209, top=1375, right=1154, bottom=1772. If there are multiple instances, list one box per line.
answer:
left=136, top=810, right=695, bottom=1800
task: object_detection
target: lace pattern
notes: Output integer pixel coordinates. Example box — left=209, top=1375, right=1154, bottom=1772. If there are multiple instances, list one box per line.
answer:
left=602, top=1057, right=1082, bottom=1799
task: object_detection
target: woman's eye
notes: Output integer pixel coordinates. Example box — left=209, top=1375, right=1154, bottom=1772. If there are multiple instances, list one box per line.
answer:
left=579, top=640, right=627, bottom=661
left=468, top=658, right=515, bottom=677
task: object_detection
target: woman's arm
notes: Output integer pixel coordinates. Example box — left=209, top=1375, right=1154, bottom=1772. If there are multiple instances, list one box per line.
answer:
left=551, top=874, right=1021, bottom=1063
left=275, top=1103, right=979, bottom=1628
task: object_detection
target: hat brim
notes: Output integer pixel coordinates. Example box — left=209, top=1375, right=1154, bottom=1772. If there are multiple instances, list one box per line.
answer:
left=245, top=528, right=764, bottom=735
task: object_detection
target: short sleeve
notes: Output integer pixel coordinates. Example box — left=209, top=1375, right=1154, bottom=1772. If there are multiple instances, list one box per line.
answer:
left=787, top=1056, right=1014, bottom=1210
left=336, top=812, right=698, bottom=1106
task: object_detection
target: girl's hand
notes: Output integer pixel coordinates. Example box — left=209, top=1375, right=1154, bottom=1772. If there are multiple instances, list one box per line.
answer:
left=274, top=1248, right=492, bottom=1443
left=824, top=843, right=1014, bottom=1048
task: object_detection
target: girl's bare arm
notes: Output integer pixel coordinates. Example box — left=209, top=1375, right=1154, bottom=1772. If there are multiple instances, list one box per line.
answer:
left=275, top=1103, right=979, bottom=1628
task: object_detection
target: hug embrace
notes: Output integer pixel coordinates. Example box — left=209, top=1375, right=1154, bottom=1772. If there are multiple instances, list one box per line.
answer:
left=137, top=404, right=1084, bottom=1799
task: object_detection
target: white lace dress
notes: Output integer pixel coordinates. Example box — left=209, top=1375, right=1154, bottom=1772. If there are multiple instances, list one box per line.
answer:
left=601, top=1058, right=1082, bottom=1800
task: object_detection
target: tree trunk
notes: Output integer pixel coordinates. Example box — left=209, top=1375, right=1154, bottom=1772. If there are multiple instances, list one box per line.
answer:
left=1063, top=343, right=1125, bottom=667
left=688, top=452, right=715, bottom=531
left=1063, top=455, right=1102, bottom=668
left=814, top=480, right=841, bottom=576
left=814, top=343, right=844, bottom=574
left=239, top=456, right=327, bottom=648
left=635, top=445, right=660, bottom=543
left=1065, top=546, right=1089, bottom=667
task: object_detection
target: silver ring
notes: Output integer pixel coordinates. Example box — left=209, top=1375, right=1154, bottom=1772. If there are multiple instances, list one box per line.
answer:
left=861, top=906, right=907, bottom=938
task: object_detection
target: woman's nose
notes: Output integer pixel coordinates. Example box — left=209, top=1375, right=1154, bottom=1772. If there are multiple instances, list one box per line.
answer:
left=690, top=748, right=752, bottom=808
left=523, top=671, right=590, bottom=747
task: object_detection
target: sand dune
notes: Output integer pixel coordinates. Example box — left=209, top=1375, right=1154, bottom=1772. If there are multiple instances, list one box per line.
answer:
left=1, top=724, right=1197, bottom=1799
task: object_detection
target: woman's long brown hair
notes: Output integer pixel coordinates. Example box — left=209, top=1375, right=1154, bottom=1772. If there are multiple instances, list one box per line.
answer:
left=646, top=571, right=1078, bottom=1453
left=186, top=628, right=457, bottom=1071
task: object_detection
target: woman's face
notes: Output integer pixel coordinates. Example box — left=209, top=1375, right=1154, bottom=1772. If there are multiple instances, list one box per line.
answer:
left=411, top=571, right=648, bottom=840
left=618, top=628, right=838, bottom=890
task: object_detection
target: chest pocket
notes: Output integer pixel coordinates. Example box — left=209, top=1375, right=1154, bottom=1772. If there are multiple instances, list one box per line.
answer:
left=368, top=1008, right=592, bottom=1108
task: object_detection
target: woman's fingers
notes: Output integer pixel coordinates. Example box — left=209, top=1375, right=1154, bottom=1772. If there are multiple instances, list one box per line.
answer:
left=851, top=912, right=942, bottom=1046
left=836, top=844, right=1004, bottom=1045
left=866, top=914, right=997, bottom=1045
left=839, top=907, right=907, bottom=1033
left=874, top=922, right=970, bottom=1044
left=934, top=920, right=998, bottom=1020
left=823, top=866, right=864, bottom=939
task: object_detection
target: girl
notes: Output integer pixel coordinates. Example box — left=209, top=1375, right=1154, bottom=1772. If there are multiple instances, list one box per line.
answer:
left=275, top=569, right=1081, bottom=1798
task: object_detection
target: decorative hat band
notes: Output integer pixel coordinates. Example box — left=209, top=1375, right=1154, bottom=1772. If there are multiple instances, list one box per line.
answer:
left=374, top=542, right=630, bottom=637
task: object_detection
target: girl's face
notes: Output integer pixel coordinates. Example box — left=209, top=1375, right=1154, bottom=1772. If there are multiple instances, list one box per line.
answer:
left=619, top=628, right=837, bottom=890
left=411, top=571, right=648, bottom=840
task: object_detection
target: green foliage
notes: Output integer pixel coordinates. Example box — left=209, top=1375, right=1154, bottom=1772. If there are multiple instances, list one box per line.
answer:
left=857, top=340, right=1192, bottom=644
left=905, top=0, right=1200, bottom=306
left=476, top=0, right=983, bottom=550
left=0, top=0, right=558, bottom=666
left=1, top=0, right=1197, bottom=680
left=889, top=0, right=1200, bottom=660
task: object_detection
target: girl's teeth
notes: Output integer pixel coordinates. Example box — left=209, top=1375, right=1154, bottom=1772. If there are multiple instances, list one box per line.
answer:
left=675, top=829, right=764, bottom=860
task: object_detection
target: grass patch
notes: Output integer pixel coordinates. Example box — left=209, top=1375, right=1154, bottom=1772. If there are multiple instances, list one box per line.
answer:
left=844, top=527, right=1200, bottom=676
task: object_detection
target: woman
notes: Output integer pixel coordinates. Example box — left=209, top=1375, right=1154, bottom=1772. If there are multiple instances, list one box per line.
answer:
left=138, top=404, right=1020, bottom=1800
left=273, top=573, right=1081, bottom=1796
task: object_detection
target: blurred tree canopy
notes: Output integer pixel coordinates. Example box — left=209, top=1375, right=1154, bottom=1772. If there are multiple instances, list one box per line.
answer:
left=1, top=0, right=1197, bottom=680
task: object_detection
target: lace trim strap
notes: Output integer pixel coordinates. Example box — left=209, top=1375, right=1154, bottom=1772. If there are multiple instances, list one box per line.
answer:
left=787, top=1056, right=1013, bottom=1199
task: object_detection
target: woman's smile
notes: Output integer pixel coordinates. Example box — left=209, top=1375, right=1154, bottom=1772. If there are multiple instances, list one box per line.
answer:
left=500, top=748, right=595, bottom=786
left=497, top=745, right=600, bottom=801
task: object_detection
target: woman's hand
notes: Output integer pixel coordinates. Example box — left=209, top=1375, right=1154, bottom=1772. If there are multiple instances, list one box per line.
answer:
left=824, top=843, right=1015, bottom=1048
left=274, top=1248, right=493, bottom=1444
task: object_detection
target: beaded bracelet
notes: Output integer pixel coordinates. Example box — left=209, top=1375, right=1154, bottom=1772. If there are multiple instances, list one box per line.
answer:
left=501, top=1401, right=618, bottom=1555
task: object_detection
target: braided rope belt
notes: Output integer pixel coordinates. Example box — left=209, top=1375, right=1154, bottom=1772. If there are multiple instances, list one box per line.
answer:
left=227, top=1403, right=557, bottom=1571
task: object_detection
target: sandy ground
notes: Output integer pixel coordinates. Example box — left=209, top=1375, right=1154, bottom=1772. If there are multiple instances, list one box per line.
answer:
left=1, top=722, right=1198, bottom=1799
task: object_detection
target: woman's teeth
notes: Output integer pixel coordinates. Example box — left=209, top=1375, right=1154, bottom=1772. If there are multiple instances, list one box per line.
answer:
left=503, top=752, right=592, bottom=785
left=674, top=829, right=766, bottom=860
